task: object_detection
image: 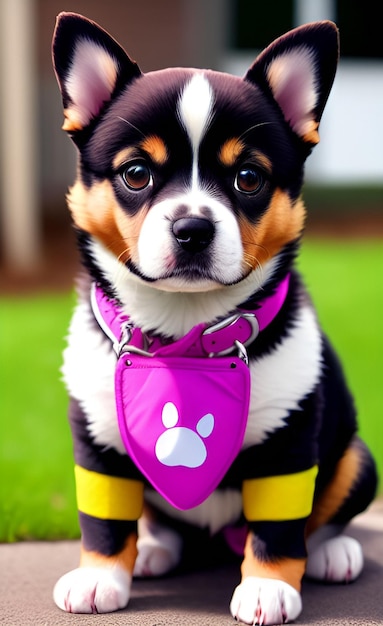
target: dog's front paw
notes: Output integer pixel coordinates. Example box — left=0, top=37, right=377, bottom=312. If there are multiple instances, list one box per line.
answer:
left=306, top=535, right=363, bottom=583
left=53, top=566, right=131, bottom=613
left=230, top=577, right=302, bottom=625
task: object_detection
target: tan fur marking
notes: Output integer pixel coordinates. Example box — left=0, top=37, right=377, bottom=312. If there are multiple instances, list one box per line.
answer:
left=140, top=135, right=168, bottom=165
left=80, top=533, right=138, bottom=575
left=219, top=140, right=273, bottom=174
left=67, top=179, right=147, bottom=264
left=113, top=148, right=140, bottom=171
left=241, top=532, right=306, bottom=592
left=115, top=206, right=149, bottom=267
left=301, top=120, right=320, bottom=145
left=62, top=108, right=84, bottom=132
left=239, top=191, right=306, bottom=271
left=250, top=150, right=273, bottom=175
left=219, top=138, right=245, bottom=167
left=306, top=439, right=362, bottom=536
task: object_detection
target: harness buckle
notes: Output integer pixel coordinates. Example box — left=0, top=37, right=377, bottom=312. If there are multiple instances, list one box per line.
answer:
left=235, top=340, right=249, bottom=366
left=116, top=323, right=156, bottom=358
left=202, top=313, right=259, bottom=358
left=115, top=321, right=134, bottom=356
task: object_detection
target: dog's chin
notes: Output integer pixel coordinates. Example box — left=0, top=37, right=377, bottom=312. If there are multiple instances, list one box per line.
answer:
left=126, top=261, right=246, bottom=293
left=151, top=276, right=225, bottom=294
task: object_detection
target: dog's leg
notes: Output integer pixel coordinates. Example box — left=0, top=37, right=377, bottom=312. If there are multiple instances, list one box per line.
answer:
left=305, top=436, right=377, bottom=583
left=54, top=477, right=142, bottom=614
left=134, top=507, right=183, bottom=577
left=230, top=524, right=305, bottom=625
left=230, top=466, right=318, bottom=625
left=54, top=399, right=144, bottom=614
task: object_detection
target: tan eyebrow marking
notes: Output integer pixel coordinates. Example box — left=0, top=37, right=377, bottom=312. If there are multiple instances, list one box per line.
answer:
left=249, top=150, right=273, bottom=175
left=219, top=138, right=245, bottom=167
left=140, top=135, right=168, bottom=165
left=113, top=148, right=138, bottom=170
left=219, top=139, right=273, bottom=175
left=113, top=136, right=168, bottom=171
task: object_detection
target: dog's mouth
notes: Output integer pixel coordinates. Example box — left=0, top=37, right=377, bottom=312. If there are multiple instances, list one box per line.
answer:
left=125, top=257, right=247, bottom=291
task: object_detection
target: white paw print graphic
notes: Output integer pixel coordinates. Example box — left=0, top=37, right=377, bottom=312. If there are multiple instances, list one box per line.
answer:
left=155, top=402, right=214, bottom=468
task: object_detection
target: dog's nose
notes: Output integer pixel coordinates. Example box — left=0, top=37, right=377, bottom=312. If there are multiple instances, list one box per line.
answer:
left=172, top=217, right=215, bottom=253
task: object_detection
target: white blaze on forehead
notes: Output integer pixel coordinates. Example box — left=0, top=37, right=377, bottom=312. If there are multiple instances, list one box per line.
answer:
left=178, top=74, right=214, bottom=183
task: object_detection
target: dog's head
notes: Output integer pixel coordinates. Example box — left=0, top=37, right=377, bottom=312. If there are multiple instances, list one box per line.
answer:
left=53, top=13, right=338, bottom=332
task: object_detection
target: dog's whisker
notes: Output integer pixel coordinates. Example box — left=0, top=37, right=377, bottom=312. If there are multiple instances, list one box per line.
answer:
left=243, top=254, right=262, bottom=274
left=117, top=249, right=130, bottom=264
left=117, top=116, right=147, bottom=138
left=100, top=236, right=138, bottom=255
left=242, top=241, right=270, bottom=261
left=238, top=121, right=274, bottom=142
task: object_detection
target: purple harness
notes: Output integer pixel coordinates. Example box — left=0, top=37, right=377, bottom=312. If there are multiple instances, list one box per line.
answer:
left=91, top=275, right=290, bottom=510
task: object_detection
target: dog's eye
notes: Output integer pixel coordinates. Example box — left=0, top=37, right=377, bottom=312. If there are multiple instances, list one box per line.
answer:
left=121, top=161, right=152, bottom=191
left=235, top=166, right=263, bottom=194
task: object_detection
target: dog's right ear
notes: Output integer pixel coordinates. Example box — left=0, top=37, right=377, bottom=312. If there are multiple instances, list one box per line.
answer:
left=52, top=12, right=141, bottom=135
left=245, top=21, right=339, bottom=146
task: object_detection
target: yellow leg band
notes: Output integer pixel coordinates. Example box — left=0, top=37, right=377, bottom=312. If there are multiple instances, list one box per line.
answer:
left=243, top=465, right=318, bottom=522
left=74, top=465, right=144, bottom=521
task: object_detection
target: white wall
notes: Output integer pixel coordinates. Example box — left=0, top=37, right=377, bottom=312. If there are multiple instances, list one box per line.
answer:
left=307, top=61, right=383, bottom=183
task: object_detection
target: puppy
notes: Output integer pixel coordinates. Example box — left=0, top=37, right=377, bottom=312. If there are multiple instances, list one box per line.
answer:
left=52, top=13, right=377, bottom=624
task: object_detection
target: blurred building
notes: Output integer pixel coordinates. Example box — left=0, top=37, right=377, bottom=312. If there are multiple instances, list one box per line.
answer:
left=0, top=0, right=382, bottom=271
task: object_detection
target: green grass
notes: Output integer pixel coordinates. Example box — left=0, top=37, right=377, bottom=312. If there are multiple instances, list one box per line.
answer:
left=0, top=292, right=79, bottom=541
left=298, top=239, right=383, bottom=485
left=1, top=239, right=382, bottom=541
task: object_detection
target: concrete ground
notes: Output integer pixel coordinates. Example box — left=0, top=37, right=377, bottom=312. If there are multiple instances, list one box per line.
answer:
left=1, top=499, right=382, bottom=626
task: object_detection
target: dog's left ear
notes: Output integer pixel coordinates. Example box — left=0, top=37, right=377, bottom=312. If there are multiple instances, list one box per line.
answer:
left=52, top=12, right=142, bottom=135
left=245, top=21, right=339, bottom=145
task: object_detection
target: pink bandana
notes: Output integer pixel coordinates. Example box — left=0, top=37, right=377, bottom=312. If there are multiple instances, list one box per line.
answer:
left=115, top=352, right=250, bottom=509
left=91, top=275, right=290, bottom=510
